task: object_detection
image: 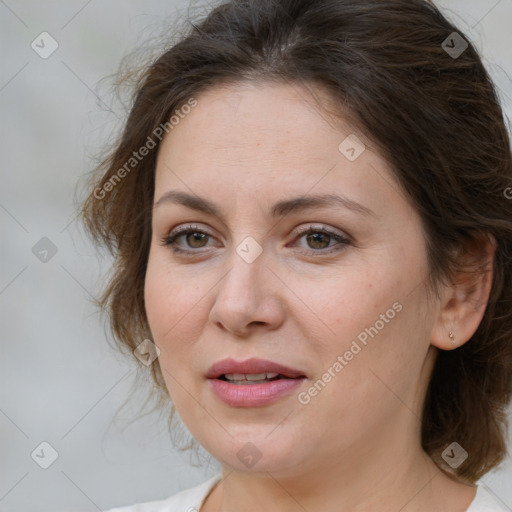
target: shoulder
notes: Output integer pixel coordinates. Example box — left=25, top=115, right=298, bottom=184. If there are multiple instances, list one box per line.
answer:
left=466, top=484, right=509, bottom=512
left=103, top=474, right=222, bottom=512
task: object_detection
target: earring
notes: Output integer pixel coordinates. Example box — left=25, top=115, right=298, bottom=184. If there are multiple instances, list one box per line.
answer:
left=449, top=331, right=456, bottom=344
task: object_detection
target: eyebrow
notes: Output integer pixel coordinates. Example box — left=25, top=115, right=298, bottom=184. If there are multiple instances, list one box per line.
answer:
left=153, top=190, right=377, bottom=220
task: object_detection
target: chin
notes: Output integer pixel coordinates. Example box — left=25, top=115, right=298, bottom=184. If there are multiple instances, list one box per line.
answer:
left=205, top=432, right=307, bottom=473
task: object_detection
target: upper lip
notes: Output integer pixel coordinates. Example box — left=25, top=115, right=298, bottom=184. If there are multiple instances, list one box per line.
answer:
left=206, top=358, right=306, bottom=379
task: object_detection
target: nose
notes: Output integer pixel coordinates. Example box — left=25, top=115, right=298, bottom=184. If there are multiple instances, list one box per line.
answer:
left=208, top=243, right=286, bottom=337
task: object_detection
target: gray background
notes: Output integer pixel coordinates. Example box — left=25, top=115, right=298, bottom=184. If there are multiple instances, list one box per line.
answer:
left=1, top=1, right=511, bottom=511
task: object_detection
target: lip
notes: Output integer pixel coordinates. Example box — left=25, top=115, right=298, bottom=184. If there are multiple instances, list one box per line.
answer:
left=206, top=358, right=307, bottom=407
left=206, top=357, right=306, bottom=379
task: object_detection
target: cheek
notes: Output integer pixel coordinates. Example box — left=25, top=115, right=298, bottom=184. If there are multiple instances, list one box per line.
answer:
left=144, top=258, right=191, bottom=401
left=144, top=250, right=204, bottom=341
left=289, top=265, right=403, bottom=351
left=300, top=307, right=424, bottom=447
left=295, top=264, right=425, bottom=404
left=321, top=293, right=431, bottom=433
left=144, top=251, right=212, bottom=394
left=144, top=257, right=172, bottom=340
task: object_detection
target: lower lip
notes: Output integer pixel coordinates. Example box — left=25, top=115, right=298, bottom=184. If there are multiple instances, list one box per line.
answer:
left=208, top=377, right=306, bottom=407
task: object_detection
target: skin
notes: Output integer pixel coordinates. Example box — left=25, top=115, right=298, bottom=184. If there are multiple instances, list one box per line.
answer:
left=144, top=81, right=495, bottom=512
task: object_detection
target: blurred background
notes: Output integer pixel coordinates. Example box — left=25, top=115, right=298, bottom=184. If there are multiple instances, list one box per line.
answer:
left=1, top=1, right=511, bottom=511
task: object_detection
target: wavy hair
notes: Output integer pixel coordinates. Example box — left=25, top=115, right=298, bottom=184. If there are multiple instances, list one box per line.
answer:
left=81, top=0, right=512, bottom=482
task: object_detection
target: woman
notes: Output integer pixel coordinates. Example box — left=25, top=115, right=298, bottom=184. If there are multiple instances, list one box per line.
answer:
left=81, top=0, right=512, bottom=510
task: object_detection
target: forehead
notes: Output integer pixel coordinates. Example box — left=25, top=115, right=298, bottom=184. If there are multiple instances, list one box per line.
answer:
left=152, top=80, right=410, bottom=223
left=188, top=81, right=350, bottom=137
left=156, top=81, right=366, bottom=178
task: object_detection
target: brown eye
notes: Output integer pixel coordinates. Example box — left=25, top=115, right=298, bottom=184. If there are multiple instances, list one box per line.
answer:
left=161, top=225, right=214, bottom=253
left=291, top=225, right=351, bottom=255
left=305, top=232, right=332, bottom=250
left=184, top=232, right=209, bottom=248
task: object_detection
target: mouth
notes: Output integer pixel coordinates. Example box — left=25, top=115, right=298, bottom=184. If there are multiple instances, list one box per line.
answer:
left=217, top=372, right=297, bottom=385
left=206, top=357, right=307, bottom=380
left=206, top=358, right=307, bottom=407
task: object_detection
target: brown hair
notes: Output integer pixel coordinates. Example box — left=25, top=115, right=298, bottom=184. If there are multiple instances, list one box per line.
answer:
left=80, top=0, right=512, bottom=482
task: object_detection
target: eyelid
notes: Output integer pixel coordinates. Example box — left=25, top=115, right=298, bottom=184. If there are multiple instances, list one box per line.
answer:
left=290, top=223, right=351, bottom=241
left=168, top=223, right=210, bottom=237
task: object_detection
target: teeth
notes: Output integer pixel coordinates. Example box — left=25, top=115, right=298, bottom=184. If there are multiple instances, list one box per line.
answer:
left=224, top=372, right=280, bottom=381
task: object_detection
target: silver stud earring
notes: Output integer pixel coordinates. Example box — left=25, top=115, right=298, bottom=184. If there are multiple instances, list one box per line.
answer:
left=449, top=331, right=456, bottom=344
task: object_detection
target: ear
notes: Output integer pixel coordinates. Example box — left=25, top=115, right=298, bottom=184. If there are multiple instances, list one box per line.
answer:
left=430, top=234, right=496, bottom=350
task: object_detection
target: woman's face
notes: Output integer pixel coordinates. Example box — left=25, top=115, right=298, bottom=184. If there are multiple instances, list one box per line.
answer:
left=145, top=81, right=439, bottom=476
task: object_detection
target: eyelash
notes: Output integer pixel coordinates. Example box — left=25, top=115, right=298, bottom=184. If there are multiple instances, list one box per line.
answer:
left=160, top=223, right=351, bottom=256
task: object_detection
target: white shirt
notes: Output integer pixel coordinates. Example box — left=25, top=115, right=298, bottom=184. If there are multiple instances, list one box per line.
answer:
left=104, top=474, right=508, bottom=512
